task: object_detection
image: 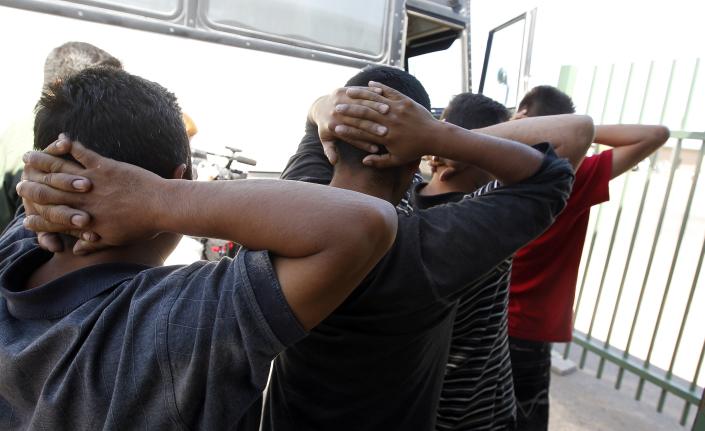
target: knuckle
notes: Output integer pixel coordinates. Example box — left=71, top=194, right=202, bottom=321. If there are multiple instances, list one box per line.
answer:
left=35, top=186, right=49, bottom=204
left=50, top=159, right=63, bottom=173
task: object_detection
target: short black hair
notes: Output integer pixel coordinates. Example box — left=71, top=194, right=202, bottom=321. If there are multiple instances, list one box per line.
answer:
left=518, top=85, right=576, bottom=117
left=34, top=67, right=190, bottom=179
left=335, top=66, right=431, bottom=168
left=441, top=93, right=509, bottom=129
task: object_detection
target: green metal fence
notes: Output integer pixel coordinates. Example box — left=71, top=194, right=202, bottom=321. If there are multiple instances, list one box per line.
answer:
left=557, top=60, right=704, bottom=429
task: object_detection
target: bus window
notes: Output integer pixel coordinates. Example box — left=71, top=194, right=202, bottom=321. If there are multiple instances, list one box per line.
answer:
left=203, top=0, right=390, bottom=58
left=408, top=38, right=464, bottom=110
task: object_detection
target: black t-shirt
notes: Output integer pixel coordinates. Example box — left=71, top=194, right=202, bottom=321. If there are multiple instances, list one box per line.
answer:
left=262, top=123, right=574, bottom=431
left=414, top=181, right=517, bottom=431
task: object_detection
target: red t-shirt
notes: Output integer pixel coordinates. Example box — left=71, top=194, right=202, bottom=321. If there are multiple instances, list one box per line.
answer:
left=508, top=150, right=613, bottom=342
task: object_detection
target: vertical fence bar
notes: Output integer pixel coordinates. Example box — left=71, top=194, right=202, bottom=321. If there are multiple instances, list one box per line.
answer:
left=607, top=59, right=654, bottom=382
left=677, top=211, right=705, bottom=425
left=616, top=60, right=676, bottom=390
left=680, top=340, right=705, bottom=431
left=694, top=378, right=705, bottom=430
left=564, top=64, right=600, bottom=360
left=594, top=63, right=635, bottom=378
left=644, top=142, right=701, bottom=408
left=579, top=63, right=616, bottom=368
left=653, top=60, right=702, bottom=411
left=630, top=139, right=682, bottom=402
left=575, top=61, right=654, bottom=364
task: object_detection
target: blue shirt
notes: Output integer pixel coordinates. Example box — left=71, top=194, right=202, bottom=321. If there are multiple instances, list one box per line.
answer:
left=0, top=212, right=306, bottom=430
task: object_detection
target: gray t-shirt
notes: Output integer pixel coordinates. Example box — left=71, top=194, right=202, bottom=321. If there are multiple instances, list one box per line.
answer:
left=0, top=212, right=306, bottom=430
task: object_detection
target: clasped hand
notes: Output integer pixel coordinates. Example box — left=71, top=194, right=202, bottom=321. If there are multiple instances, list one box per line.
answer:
left=17, top=136, right=164, bottom=255
left=314, top=81, right=440, bottom=167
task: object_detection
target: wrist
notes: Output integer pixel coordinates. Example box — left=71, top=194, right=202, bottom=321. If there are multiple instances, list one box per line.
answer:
left=431, top=120, right=466, bottom=161
left=149, top=177, right=181, bottom=234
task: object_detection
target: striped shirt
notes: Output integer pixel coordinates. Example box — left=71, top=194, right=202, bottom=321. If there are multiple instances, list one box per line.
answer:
left=412, top=180, right=516, bottom=431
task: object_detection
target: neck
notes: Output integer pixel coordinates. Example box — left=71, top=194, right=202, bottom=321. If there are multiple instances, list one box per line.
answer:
left=25, top=236, right=176, bottom=290
left=329, top=169, right=398, bottom=204
left=422, top=173, right=479, bottom=196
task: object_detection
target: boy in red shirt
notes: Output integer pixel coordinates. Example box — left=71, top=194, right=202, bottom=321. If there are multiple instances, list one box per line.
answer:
left=509, top=85, right=670, bottom=430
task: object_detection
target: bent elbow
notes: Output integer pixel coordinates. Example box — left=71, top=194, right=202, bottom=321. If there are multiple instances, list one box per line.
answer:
left=577, top=115, right=596, bottom=150
left=654, top=126, right=671, bottom=147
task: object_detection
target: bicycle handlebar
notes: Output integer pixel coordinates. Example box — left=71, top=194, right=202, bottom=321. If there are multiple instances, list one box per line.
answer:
left=234, top=156, right=257, bottom=166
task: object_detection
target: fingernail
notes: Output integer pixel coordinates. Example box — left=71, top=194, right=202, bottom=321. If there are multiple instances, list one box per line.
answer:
left=58, top=133, right=67, bottom=140
left=22, top=152, right=30, bottom=163
left=15, top=180, right=24, bottom=193
left=369, top=145, right=379, bottom=153
left=380, top=104, right=389, bottom=113
left=82, top=232, right=94, bottom=241
left=335, top=104, right=346, bottom=112
left=71, top=214, right=87, bottom=227
left=72, top=179, right=88, bottom=190
left=56, top=139, right=68, bottom=150
left=376, top=126, right=387, bottom=136
left=334, top=125, right=346, bottom=134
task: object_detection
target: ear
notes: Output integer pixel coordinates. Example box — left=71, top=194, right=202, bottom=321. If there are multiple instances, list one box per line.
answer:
left=439, top=167, right=459, bottom=182
left=511, top=109, right=527, bottom=120
left=172, top=163, right=190, bottom=180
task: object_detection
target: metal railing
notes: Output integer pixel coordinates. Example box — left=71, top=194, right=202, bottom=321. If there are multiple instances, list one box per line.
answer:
left=557, top=59, right=704, bottom=429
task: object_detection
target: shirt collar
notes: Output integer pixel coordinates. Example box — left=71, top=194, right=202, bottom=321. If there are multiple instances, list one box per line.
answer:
left=410, top=182, right=466, bottom=210
left=0, top=246, right=150, bottom=320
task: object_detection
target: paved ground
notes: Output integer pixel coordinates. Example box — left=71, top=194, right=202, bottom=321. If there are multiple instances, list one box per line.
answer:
left=550, top=346, right=692, bottom=430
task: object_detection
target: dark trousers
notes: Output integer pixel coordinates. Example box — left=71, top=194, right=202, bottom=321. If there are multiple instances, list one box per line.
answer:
left=509, top=337, right=552, bottom=431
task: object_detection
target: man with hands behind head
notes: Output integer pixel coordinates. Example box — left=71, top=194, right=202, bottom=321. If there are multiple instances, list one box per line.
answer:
left=5, top=67, right=398, bottom=431
left=509, top=85, right=670, bottom=431
left=260, top=66, right=577, bottom=431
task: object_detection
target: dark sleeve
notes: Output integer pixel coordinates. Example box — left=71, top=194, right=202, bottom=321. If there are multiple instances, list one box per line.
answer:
left=413, top=144, right=574, bottom=299
left=280, top=120, right=334, bottom=182
left=165, top=250, right=307, bottom=428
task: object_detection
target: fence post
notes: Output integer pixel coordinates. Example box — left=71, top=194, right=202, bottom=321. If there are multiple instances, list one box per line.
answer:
left=693, top=392, right=705, bottom=431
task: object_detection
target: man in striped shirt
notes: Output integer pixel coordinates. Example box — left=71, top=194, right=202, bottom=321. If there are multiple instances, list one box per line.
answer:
left=422, top=93, right=593, bottom=430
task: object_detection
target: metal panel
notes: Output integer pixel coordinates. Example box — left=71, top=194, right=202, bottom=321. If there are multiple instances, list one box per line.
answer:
left=0, top=0, right=401, bottom=68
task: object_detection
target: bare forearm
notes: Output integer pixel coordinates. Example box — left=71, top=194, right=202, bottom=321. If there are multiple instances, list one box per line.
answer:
left=594, top=124, right=670, bottom=148
left=159, top=178, right=395, bottom=257
left=474, top=114, right=595, bottom=167
left=433, top=121, right=544, bottom=184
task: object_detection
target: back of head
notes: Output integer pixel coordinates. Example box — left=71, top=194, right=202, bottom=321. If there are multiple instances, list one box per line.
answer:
left=334, top=66, right=431, bottom=169
left=34, top=67, right=190, bottom=180
left=43, top=41, right=122, bottom=88
left=441, top=93, right=509, bottom=129
left=518, top=85, right=575, bottom=117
